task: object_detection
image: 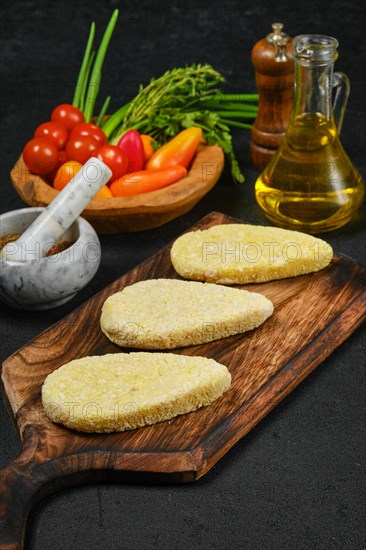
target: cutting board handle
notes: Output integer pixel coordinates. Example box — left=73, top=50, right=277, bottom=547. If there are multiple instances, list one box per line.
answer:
left=0, top=458, right=41, bottom=550
left=0, top=444, right=115, bottom=549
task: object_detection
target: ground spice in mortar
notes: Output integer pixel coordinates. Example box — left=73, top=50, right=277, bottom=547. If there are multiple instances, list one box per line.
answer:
left=0, top=233, right=73, bottom=256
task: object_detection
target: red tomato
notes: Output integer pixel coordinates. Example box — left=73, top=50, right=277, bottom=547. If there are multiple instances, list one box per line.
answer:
left=96, top=145, right=128, bottom=182
left=51, top=104, right=85, bottom=131
left=47, top=150, right=69, bottom=183
left=70, top=122, right=107, bottom=146
left=57, top=150, right=69, bottom=165
left=23, top=138, right=58, bottom=175
left=34, top=121, right=69, bottom=150
left=66, top=135, right=99, bottom=164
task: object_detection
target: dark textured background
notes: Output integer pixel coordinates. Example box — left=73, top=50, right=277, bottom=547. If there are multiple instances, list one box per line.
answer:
left=0, top=1, right=365, bottom=549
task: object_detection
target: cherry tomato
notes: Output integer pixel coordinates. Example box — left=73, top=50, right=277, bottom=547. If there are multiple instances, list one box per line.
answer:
left=66, top=135, right=99, bottom=164
left=51, top=104, right=85, bottom=131
left=23, top=138, right=58, bottom=175
left=57, top=150, right=69, bottom=165
left=34, top=121, right=69, bottom=150
left=47, top=150, right=69, bottom=183
left=96, top=145, right=128, bottom=182
left=70, top=122, right=107, bottom=146
left=54, top=161, right=83, bottom=191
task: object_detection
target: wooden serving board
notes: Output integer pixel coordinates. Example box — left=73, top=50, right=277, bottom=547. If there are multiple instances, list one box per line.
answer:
left=1, top=212, right=366, bottom=549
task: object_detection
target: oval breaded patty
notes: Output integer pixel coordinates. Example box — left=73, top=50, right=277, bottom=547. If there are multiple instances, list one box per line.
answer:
left=42, top=352, right=231, bottom=433
left=100, top=278, right=273, bottom=349
left=170, top=224, right=333, bottom=284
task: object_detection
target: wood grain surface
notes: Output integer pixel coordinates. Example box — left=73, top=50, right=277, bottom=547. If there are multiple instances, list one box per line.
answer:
left=250, top=36, right=294, bottom=170
left=1, top=211, right=366, bottom=550
left=10, top=144, right=224, bottom=234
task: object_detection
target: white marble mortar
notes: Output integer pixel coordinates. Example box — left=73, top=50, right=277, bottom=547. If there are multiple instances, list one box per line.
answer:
left=0, top=207, right=101, bottom=310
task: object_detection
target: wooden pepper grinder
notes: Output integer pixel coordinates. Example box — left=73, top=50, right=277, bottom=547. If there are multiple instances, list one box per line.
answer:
left=250, top=23, right=294, bottom=171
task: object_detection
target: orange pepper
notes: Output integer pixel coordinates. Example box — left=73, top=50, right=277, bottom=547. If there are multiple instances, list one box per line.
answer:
left=140, top=134, right=155, bottom=163
left=146, top=127, right=203, bottom=170
left=95, top=185, right=113, bottom=198
left=54, top=160, right=83, bottom=190
left=110, top=165, right=187, bottom=197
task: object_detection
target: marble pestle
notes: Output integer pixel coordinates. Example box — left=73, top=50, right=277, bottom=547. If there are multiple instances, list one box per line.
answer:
left=1, top=157, right=112, bottom=262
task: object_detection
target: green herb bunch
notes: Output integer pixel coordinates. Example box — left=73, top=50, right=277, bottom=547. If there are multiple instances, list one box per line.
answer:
left=102, top=65, right=258, bottom=183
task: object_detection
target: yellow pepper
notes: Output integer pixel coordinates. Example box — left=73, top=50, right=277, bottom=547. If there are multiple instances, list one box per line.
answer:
left=146, top=127, right=203, bottom=170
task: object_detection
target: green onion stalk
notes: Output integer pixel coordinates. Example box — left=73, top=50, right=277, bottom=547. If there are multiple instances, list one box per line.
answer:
left=72, top=10, right=119, bottom=121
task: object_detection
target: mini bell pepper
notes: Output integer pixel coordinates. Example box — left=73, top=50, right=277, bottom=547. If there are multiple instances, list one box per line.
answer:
left=140, top=134, right=155, bottom=162
left=117, top=129, right=145, bottom=172
left=110, top=165, right=187, bottom=197
left=96, top=185, right=113, bottom=198
left=146, top=127, right=203, bottom=170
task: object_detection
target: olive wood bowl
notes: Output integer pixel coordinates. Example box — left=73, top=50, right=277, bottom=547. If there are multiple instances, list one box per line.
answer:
left=10, top=144, right=224, bottom=234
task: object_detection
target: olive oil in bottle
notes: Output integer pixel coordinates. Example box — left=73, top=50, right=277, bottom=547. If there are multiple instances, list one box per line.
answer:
left=255, top=35, right=365, bottom=233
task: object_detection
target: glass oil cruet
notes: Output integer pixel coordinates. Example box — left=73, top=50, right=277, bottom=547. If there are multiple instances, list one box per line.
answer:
left=255, top=34, right=365, bottom=233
